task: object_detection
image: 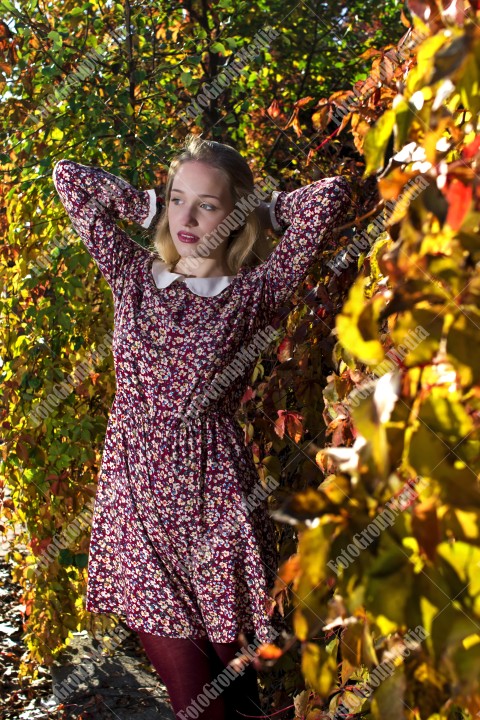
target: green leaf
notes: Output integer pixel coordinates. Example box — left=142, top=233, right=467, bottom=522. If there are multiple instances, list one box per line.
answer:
left=180, top=71, right=193, bottom=87
left=393, top=97, right=415, bottom=151
left=73, top=553, right=88, bottom=568
left=407, top=423, right=480, bottom=507
left=366, top=563, right=413, bottom=630
left=210, top=42, right=226, bottom=55
left=47, top=31, right=63, bottom=48
left=446, top=309, right=480, bottom=386
left=371, top=665, right=406, bottom=720
left=368, top=547, right=408, bottom=577
left=58, top=549, right=74, bottom=566
left=458, top=52, right=480, bottom=115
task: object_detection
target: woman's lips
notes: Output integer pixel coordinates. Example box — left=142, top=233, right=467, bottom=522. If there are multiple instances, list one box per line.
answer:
left=177, top=231, right=200, bottom=244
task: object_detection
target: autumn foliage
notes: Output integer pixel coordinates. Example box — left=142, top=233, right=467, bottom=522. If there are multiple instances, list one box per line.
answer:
left=267, top=1, right=480, bottom=717
left=1, top=0, right=480, bottom=718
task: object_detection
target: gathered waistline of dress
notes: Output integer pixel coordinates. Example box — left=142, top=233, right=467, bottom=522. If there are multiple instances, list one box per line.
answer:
left=112, top=390, right=237, bottom=424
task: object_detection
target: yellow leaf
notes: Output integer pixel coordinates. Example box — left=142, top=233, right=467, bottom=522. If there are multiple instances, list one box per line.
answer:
left=363, top=109, right=396, bottom=176
left=301, top=642, right=338, bottom=698
left=336, top=279, right=385, bottom=366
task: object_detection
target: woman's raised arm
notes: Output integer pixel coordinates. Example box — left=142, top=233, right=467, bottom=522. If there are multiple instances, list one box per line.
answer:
left=52, top=159, right=163, bottom=301
left=255, top=176, right=352, bottom=320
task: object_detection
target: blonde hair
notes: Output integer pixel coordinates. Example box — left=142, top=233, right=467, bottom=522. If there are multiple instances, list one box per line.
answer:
left=150, top=134, right=273, bottom=274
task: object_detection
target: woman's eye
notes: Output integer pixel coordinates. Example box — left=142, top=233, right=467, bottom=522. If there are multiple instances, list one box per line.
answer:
left=170, top=198, right=216, bottom=211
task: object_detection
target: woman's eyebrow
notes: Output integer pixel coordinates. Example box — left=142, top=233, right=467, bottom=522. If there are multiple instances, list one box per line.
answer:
left=171, top=188, right=220, bottom=200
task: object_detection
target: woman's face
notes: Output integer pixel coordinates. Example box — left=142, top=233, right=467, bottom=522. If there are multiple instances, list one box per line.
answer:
left=167, top=160, right=235, bottom=262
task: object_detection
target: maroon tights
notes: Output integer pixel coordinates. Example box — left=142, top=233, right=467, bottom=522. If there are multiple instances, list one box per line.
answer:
left=137, top=630, right=265, bottom=719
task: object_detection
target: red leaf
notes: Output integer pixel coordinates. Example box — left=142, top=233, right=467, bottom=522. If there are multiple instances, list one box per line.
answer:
left=274, top=410, right=304, bottom=441
left=251, top=441, right=261, bottom=462
left=30, top=535, right=53, bottom=556
left=462, top=134, right=480, bottom=159
left=442, top=0, right=467, bottom=25
left=240, top=386, right=255, bottom=404
left=445, top=178, right=473, bottom=230
left=277, top=337, right=293, bottom=362
left=15, top=440, right=30, bottom=463
left=407, top=0, right=444, bottom=30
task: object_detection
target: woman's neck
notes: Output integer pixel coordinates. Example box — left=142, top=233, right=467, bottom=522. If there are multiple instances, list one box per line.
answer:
left=170, top=259, right=234, bottom=278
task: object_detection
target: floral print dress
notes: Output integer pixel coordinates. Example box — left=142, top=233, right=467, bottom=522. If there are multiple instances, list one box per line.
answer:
left=52, top=159, right=352, bottom=643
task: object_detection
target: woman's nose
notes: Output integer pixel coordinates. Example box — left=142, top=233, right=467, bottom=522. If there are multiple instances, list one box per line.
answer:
left=180, top=205, right=197, bottom=226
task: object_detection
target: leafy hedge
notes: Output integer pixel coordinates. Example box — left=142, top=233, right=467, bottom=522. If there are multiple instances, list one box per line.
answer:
left=3, top=0, right=479, bottom=717
left=267, top=1, right=480, bottom=717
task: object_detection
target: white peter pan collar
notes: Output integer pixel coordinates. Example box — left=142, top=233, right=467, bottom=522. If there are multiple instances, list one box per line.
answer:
left=151, top=259, right=236, bottom=298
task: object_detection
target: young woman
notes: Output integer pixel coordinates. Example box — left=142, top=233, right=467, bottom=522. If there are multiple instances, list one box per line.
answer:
left=52, top=134, right=352, bottom=719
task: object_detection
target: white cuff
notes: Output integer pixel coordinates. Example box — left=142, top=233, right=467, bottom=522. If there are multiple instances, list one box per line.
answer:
left=141, top=188, right=158, bottom=229
left=269, top=191, right=282, bottom=233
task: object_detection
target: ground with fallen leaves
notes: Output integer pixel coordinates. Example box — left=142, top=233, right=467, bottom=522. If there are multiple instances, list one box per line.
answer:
left=0, top=534, right=288, bottom=720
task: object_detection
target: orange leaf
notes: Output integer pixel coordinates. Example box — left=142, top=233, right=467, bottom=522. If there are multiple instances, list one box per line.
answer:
left=269, top=556, right=300, bottom=614
left=378, top=168, right=414, bottom=201
left=311, top=105, right=331, bottom=131
left=284, top=108, right=302, bottom=136
left=359, top=48, right=382, bottom=60
left=295, top=95, right=314, bottom=108
left=274, top=410, right=287, bottom=439
left=264, top=595, right=277, bottom=617
left=291, top=115, right=303, bottom=137
left=256, top=642, right=284, bottom=659
left=286, top=412, right=304, bottom=442
left=276, top=553, right=301, bottom=588
left=267, top=99, right=281, bottom=119
left=411, top=498, right=440, bottom=561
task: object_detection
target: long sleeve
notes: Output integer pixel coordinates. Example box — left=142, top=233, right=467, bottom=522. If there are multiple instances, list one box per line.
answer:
left=52, top=159, right=161, bottom=302
left=256, top=176, right=352, bottom=319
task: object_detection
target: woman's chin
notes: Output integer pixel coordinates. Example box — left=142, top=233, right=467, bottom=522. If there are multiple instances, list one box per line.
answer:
left=173, top=243, right=200, bottom=257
